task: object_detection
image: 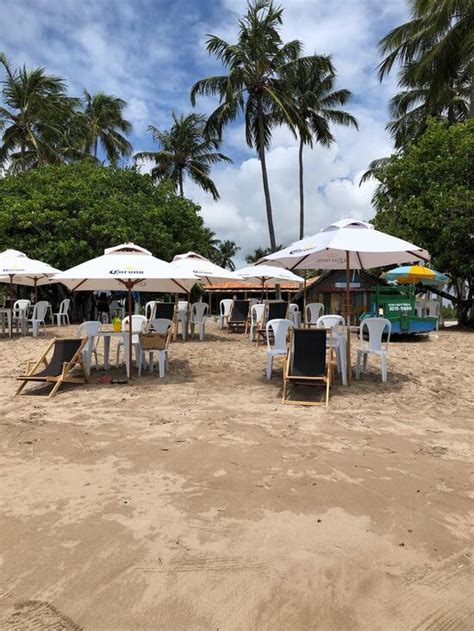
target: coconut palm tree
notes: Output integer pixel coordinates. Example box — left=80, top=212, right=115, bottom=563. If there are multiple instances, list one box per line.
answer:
left=134, top=112, right=231, bottom=200
left=245, top=244, right=283, bottom=263
left=82, top=90, right=132, bottom=164
left=0, top=53, right=79, bottom=172
left=281, top=58, right=358, bottom=238
left=378, top=0, right=474, bottom=118
left=214, top=240, right=240, bottom=270
left=191, top=0, right=313, bottom=249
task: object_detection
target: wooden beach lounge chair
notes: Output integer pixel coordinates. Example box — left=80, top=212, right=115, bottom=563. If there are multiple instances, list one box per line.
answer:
left=256, top=301, right=288, bottom=344
left=227, top=300, right=250, bottom=334
left=282, top=328, right=335, bottom=407
left=16, top=337, right=88, bottom=398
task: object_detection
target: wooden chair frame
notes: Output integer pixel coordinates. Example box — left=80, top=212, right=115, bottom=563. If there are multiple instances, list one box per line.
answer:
left=282, top=329, right=335, bottom=407
left=16, top=337, right=89, bottom=398
left=256, top=302, right=289, bottom=346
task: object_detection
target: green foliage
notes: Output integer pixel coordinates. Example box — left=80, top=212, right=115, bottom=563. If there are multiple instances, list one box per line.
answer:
left=0, top=161, right=212, bottom=270
left=213, top=240, right=240, bottom=271
left=372, top=119, right=474, bottom=322
left=245, top=245, right=283, bottom=264
left=134, top=112, right=231, bottom=200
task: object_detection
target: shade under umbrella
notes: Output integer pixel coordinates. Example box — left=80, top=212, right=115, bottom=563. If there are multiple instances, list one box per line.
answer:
left=382, top=265, right=448, bottom=286
left=0, top=249, right=61, bottom=337
left=259, top=219, right=430, bottom=384
left=54, top=243, right=198, bottom=377
left=171, top=251, right=239, bottom=285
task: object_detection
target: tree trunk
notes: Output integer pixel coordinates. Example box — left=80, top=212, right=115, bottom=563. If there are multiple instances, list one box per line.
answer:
left=257, top=100, right=276, bottom=250
left=298, top=136, right=305, bottom=240
left=470, top=60, right=474, bottom=119
left=178, top=169, right=184, bottom=197
left=94, top=137, right=98, bottom=159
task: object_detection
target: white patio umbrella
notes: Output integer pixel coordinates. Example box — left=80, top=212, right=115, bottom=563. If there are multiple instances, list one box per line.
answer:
left=171, top=251, right=239, bottom=284
left=231, top=264, right=304, bottom=298
left=0, top=249, right=61, bottom=337
left=54, top=243, right=198, bottom=377
left=259, top=219, right=430, bottom=383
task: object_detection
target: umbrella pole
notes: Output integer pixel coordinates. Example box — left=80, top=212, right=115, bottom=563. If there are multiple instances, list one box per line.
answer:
left=303, top=276, right=307, bottom=327
left=127, top=281, right=133, bottom=380
left=346, top=251, right=351, bottom=385
left=34, top=278, right=38, bottom=304
left=9, top=275, right=14, bottom=339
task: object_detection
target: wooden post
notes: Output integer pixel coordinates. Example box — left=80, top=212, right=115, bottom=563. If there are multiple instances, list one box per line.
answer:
left=9, top=275, right=14, bottom=339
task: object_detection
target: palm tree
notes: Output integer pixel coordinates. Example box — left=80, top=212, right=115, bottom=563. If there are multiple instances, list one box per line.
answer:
left=201, top=227, right=221, bottom=261
left=0, top=53, right=79, bottom=172
left=82, top=90, right=132, bottom=164
left=134, top=112, right=231, bottom=199
left=281, top=58, right=358, bottom=238
left=214, top=240, right=240, bottom=270
left=245, top=244, right=283, bottom=263
left=191, top=0, right=313, bottom=249
left=378, top=0, right=474, bottom=118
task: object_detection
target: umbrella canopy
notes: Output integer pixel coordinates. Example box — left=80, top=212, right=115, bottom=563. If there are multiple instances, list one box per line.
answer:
left=382, top=265, right=448, bottom=286
left=54, top=243, right=198, bottom=377
left=54, top=243, right=197, bottom=293
left=259, top=219, right=429, bottom=270
left=231, top=264, right=304, bottom=284
left=171, top=251, right=238, bottom=285
left=0, top=249, right=60, bottom=287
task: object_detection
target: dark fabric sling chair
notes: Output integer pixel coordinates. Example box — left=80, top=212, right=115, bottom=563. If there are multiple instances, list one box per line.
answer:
left=154, top=302, right=177, bottom=341
left=16, top=337, right=89, bottom=398
left=282, top=328, right=335, bottom=407
left=227, top=300, right=250, bottom=334
left=256, top=301, right=289, bottom=345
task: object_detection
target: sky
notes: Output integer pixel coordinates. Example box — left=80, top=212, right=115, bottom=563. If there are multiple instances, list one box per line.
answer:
left=0, top=0, right=408, bottom=265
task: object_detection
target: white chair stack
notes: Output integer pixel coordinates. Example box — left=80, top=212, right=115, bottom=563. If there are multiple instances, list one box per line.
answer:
left=12, top=299, right=31, bottom=334
left=288, top=303, right=302, bottom=328
left=177, top=300, right=190, bottom=340
left=190, top=302, right=208, bottom=341
left=356, top=317, right=391, bottom=382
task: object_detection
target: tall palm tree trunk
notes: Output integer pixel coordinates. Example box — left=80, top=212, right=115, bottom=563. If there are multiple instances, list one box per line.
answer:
left=178, top=169, right=184, bottom=196
left=257, top=101, right=276, bottom=250
left=298, top=136, right=305, bottom=240
left=470, top=61, right=474, bottom=120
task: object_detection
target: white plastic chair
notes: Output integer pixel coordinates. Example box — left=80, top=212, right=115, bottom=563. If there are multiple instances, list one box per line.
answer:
left=305, top=303, right=324, bottom=327
left=426, top=299, right=441, bottom=330
left=266, top=318, right=294, bottom=380
left=317, top=315, right=347, bottom=385
left=145, top=318, right=173, bottom=377
left=219, top=299, right=233, bottom=329
left=145, top=300, right=157, bottom=321
left=249, top=303, right=265, bottom=341
left=53, top=298, right=71, bottom=326
left=76, top=321, right=101, bottom=375
left=116, top=315, right=147, bottom=375
left=12, top=299, right=31, bottom=334
left=177, top=300, right=190, bottom=340
left=190, top=302, right=208, bottom=340
left=27, top=301, right=49, bottom=337
left=356, top=317, right=391, bottom=382
left=288, top=303, right=301, bottom=328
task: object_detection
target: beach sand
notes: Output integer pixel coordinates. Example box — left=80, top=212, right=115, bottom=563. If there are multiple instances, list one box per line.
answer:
left=0, top=321, right=473, bottom=630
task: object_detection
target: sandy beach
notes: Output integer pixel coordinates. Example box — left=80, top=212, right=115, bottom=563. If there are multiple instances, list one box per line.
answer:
left=0, top=321, right=472, bottom=630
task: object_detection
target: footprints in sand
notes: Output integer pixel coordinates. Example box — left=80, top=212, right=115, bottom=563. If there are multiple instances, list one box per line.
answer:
left=390, top=551, right=473, bottom=630
left=0, top=600, right=83, bottom=630
left=67, top=425, right=105, bottom=455
left=134, top=554, right=268, bottom=574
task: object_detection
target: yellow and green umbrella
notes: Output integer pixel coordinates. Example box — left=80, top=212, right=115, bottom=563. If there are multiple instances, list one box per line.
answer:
left=382, top=265, right=448, bottom=285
